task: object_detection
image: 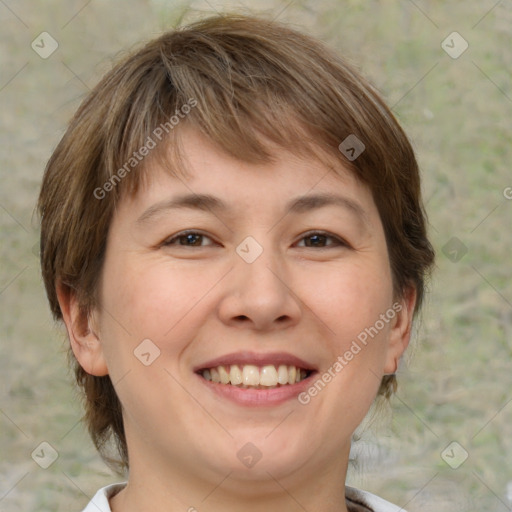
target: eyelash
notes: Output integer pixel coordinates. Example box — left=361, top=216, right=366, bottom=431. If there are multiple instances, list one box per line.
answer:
left=162, top=230, right=349, bottom=249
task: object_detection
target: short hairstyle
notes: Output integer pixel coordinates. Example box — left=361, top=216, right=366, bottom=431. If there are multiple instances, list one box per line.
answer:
left=37, top=13, right=435, bottom=471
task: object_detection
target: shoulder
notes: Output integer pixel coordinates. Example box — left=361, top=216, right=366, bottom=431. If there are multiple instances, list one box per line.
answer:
left=346, top=486, right=407, bottom=512
left=81, top=483, right=127, bottom=512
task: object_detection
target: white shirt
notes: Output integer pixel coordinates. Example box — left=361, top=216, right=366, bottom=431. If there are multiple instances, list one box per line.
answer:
left=81, top=483, right=407, bottom=512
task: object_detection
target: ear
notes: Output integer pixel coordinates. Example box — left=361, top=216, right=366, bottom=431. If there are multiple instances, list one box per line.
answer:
left=383, top=285, right=417, bottom=375
left=56, top=281, right=109, bottom=377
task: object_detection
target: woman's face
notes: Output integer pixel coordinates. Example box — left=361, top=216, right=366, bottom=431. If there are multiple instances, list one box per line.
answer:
left=74, top=128, right=414, bottom=490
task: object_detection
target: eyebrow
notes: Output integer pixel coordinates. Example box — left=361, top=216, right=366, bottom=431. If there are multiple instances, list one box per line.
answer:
left=136, top=192, right=369, bottom=227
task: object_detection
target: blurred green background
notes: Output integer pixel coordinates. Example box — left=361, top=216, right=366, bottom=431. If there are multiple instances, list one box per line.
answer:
left=1, top=0, right=511, bottom=510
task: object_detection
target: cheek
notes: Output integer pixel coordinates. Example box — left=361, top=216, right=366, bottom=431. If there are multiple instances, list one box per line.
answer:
left=98, top=257, right=219, bottom=361
left=302, top=260, right=395, bottom=418
left=95, top=258, right=207, bottom=418
left=300, top=258, right=394, bottom=345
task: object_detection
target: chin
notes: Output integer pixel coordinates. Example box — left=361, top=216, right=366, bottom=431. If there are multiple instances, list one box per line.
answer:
left=224, top=434, right=314, bottom=480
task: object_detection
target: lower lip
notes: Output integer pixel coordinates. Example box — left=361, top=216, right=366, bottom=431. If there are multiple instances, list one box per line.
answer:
left=196, top=372, right=317, bottom=407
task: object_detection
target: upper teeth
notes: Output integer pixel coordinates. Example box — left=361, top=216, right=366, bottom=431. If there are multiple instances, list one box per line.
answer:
left=201, top=364, right=308, bottom=387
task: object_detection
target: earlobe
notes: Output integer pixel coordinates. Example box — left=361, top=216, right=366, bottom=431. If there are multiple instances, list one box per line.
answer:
left=56, top=281, right=109, bottom=377
left=383, top=286, right=417, bottom=375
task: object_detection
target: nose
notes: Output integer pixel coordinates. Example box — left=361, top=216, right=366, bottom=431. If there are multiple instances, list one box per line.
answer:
left=217, top=241, right=302, bottom=331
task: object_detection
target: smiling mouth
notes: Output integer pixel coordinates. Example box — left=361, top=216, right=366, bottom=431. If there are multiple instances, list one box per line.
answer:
left=197, top=364, right=313, bottom=389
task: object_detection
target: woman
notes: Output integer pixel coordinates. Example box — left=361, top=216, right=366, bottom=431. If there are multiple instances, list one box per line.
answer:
left=37, top=13, right=435, bottom=512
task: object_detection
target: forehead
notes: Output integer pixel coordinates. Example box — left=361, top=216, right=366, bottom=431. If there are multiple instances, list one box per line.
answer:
left=133, top=128, right=369, bottom=201
left=113, top=127, right=380, bottom=235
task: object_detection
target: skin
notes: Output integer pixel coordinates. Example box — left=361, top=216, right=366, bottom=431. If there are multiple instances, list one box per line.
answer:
left=57, top=127, right=416, bottom=512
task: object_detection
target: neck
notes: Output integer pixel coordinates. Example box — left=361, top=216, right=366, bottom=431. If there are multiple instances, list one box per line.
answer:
left=110, top=448, right=351, bottom=512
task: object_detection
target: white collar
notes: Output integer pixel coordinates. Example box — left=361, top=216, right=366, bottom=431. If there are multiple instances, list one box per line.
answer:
left=82, top=483, right=406, bottom=512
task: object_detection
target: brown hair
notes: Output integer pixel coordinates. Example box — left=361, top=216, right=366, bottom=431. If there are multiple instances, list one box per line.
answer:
left=37, top=13, right=434, bottom=472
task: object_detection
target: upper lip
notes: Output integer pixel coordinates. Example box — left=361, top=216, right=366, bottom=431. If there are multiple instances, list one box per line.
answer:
left=194, top=351, right=317, bottom=372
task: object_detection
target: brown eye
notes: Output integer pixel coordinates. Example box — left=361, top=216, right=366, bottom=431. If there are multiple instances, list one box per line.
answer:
left=297, top=231, right=348, bottom=249
left=163, top=231, right=215, bottom=247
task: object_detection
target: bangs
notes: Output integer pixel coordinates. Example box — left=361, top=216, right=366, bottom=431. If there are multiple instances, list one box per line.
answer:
left=95, top=16, right=368, bottom=202
left=113, top=110, right=349, bottom=203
